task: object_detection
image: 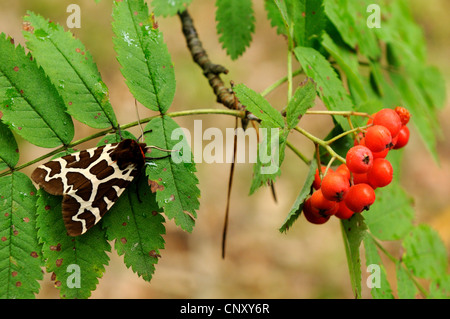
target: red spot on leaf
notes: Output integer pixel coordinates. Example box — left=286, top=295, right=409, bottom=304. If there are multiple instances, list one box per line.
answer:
left=13, top=66, right=19, bottom=72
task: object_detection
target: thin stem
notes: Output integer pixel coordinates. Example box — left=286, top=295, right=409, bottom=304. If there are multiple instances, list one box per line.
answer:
left=0, top=108, right=245, bottom=178
left=260, top=68, right=302, bottom=97
left=286, top=140, right=310, bottom=165
left=325, top=125, right=370, bottom=145
left=294, top=126, right=346, bottom=164
left=287, top=49, right=293, bottom=102
left=305, top=110, right=371, bottom=118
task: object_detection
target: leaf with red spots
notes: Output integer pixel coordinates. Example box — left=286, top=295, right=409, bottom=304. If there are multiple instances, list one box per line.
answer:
left=102, top=172, right=165, bottom=282
left=36, top=189, right=111, bottom=299
left=0, top=172, right=43, bottom=298
left=145, top=116, right=200, bottom=232
left=22, top=13, right=118, bottom=129
left=0, top=120, right=18, bottom=168
left=0, top=33, right=74, bottom=148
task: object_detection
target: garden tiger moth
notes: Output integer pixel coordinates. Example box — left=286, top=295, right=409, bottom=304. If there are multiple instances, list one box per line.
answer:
left=31, top=138, right=164, bottom=236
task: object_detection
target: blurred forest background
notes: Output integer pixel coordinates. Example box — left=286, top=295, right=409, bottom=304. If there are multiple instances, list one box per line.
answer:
left=0, top=0, right=448, bottom=298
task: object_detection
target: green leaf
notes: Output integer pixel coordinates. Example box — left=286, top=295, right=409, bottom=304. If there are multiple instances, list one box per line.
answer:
left=216, top=0, right=255, bottom=60
left=324, top=0, right=380, bottom=59
left=294, top=46, right=353, bottom=130
left=23, top=12, right=118, bottom=129
left=151, top=0, right=192, bottom=17
left=36, top=190, right=110, bottom=299
left=0, top=172, right=43, bottom=299
left=363, top=181, right=414, bottom=241
left=249, top=127, right=288, bottom=195
left=341, top=213, right=368, bottom=298
left=279, top=160, right=316, bottom=233
left=292, top=0, right=325, bottom=48
left=402, top=225, right=448, bottom=283
left=103, top=174, right=165, bottom=282
left=264, top=0, right=286, bottom=36
left=0, top=120, right=19, bottom=168
left=363, top=236, right=394, bottom=299
left=286, top=78, right=316, bottom=130
left=144, top=116, right=200, bottom=232
left=396, top=262, right=417, bottom=299
left=233, top=83, right=285, bottom=128
left=389, top=71, right=440, bottom=163
left=0, top=33, right=74, bottom=148
left=321, top=32, right=367, bottom=103
left=113, top=0, right=176, bottom=113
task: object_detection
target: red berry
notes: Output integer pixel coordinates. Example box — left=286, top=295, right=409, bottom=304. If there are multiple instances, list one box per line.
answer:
left=310, top=189, right=338, bottom=217
left=394, top=106, right=411, bottom=126
left=367, top=158, right=393, bottom=188
left=335, top=164, right=351, bottom=181
left=303, top=198, right=329, bottom=224
left=335, top=201, right=355, bottom=220
left=352, top=172, right=369, bottom=185
left=313, top=166, right=332, bottom=190
left=321, top=172, right=350, bottom=202
left=372, top=147, right=389, bottom=159
left=344, top=184, right=376, bottom=213
left=365, top=125, right=393, bottom=152
left=346, top=145, right=374, bottom=174
left=393, top=126, right=410, bottom=149
left=373, top=108, right=402, bottom=138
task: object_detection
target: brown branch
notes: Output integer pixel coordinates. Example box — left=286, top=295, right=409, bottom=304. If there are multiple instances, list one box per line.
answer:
left=178, top=9, right=247, bottom=115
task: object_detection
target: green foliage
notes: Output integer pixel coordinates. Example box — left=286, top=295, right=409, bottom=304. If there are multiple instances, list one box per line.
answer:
left=0, top=172, right=43, bottom=299
left=215, top=0, right=255, bottom=60
left=0, top=33, right=74, bottom=148
left=36, top=190, right=111, bottom=299
left=279, top=160, right=317, bottom=233
left=0, top=0, right=447, bottom=299
left=151, top=0, right=192, bottom=17
left=145, top=116, right=200, bottom=232
left=103, top=176, right=165, bottom=282
left=113, top=0, right=176, bottom=114
left=23, top=12, right=118, bottom=129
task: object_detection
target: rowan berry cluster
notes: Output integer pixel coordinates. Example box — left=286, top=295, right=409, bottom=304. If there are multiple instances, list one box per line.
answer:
left=304, top=107, right=411, bottom=224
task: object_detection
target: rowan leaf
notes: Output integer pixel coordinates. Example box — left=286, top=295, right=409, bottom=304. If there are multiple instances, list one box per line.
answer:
left=233, top=83, right=285, bottom=128
left=292, top=0, right=325, bottom=48
left=279, top=160, right=317, bottom=233
left=363, top=181, right=414, bottom=241
left=0, top=120, right=19, bottom=168
left=113, top=0, right=176, bottom=114
left=216, top=0, right=255, bottom=60
left=341, top=213, right=368, bottom=298
left=103, top=175, right=165, bottom=282
left=294, top=46, right=353, bottom=131
left=324, top=0, right=380, bottom=59
left=286, top=78, right=316, bottom=129
left=363, top=235, right=394, bottom=299
left=36, top=190, right=110, bottom=299
left=0, top=172, right=43, bottom=299
left=151, top=0, right=192, bottom=17
left=402, top=225, right=448, bottom=283
left=23, top=12, right=118, bottom=129
left=0, top=33, right=74, bottom=148
left=144, top=116, right=200, bottom=232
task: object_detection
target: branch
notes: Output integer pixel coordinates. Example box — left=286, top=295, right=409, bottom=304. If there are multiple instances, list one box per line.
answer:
left=178, top=9, right=246, bottom=113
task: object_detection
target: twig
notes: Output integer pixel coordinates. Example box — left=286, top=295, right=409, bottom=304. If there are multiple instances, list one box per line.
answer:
left=178, top=10, right=246, bottom=115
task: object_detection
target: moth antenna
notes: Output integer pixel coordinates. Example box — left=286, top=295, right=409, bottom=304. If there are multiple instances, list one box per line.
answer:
left=135, top=99, right=145, bottom=142
left=147, top=145, right=178, bottom=152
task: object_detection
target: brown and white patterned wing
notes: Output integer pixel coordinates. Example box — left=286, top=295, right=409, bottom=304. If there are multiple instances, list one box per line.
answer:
left=31, top=143, right=139, bottom=236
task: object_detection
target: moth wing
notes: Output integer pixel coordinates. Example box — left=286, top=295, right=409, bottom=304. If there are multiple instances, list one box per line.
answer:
left=62, top=162, right=139, bottom=236
left=30, top=144, right=115, bottom=196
